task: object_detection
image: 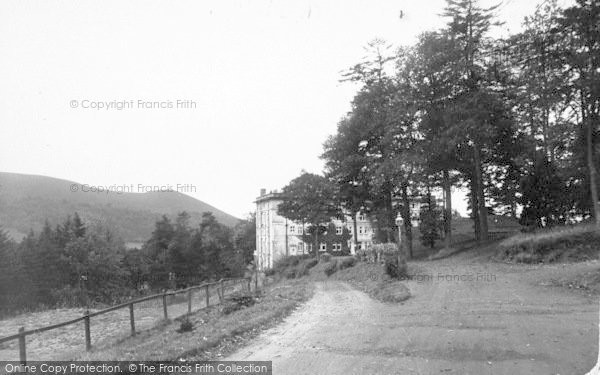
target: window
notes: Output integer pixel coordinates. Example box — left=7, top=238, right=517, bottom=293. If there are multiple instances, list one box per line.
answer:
left=335, top=226, right=342, bottom=235
left=319, top=243, right=327, bottom=252
left=307, top=244, right=313, bottom=252
left=298, top=243, right=304, bottom=253
left=290, top=244, right=297, bottom=254
left=298, top=226, right=303, bottom=235
left=289, top=225, right=295, bottom=234
left=332, top=243, right=342, bottom=251
left=358, top=214, right=365, bottom=221
left=359, top=226, right=364, bottom=234
left=348, top=225, right=352, bottom=233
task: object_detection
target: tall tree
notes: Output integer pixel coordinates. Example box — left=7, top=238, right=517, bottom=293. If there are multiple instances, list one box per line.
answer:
left=557, top=0, right=600, bottom=228
left=277, top=172, right=340, bottom=260
left=442, top=0, right=502, bottom=241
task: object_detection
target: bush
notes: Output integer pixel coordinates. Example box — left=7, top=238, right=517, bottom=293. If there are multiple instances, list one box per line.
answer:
left=304, top=258, right=318, bottom=269
left=295, top=264, right=310, bottom=278
left=324, top=261, right=338, bottom=277
left=372, top=243, right=407, bottom=279
left=285, top=269, right=297, bottom=279
left=272, top=256, right=301, bottom=271
left=177, top=318, right=194, bottom=333
left=264, top=268, right=276, bottom=276
left=338, top=257, right=357, bottom=270
left=221, top=291, right=257, bottom=314
left=321, top=253, right=332, bottom=262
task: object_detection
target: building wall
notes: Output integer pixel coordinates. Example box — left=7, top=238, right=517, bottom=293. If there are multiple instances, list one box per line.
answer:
left=255, top=191, right=375, bottom=270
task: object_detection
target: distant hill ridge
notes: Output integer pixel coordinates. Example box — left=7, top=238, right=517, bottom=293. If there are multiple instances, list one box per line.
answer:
left=0, top=172, right=240, bottom=245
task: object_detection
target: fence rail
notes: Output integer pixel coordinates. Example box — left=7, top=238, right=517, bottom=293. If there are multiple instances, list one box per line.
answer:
left=0, top=277, right=253, bottom=363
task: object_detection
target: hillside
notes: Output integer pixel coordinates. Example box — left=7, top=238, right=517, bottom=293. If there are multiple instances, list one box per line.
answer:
left=0, top=172, right=240, bottom=245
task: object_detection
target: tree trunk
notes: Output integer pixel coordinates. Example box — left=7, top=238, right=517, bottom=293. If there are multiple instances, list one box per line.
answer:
left=586, top=113, right=600, bottom=229
left=443, top=169, right=453, bottom=249
left=385, top=187, right=394, bottom=243
left=473, top=143, right=488, bottom=241
left=401, top=184, right=413, bottom=258
left=471, top=177, right=481, bottom=241
left=352, top=210, right=359, bottom=253
left=314, top=229, right=320, bottom=261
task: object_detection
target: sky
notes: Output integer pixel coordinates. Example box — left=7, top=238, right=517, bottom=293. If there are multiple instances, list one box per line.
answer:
left=0, top=0, right=574, bottom=219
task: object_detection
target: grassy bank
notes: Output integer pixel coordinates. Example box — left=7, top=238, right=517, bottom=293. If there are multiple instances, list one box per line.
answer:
left=76, top=281, right=314, bottom=361
left=306, top=256, right=410, bottom=303
left=496, top=224, right=600, bottom=263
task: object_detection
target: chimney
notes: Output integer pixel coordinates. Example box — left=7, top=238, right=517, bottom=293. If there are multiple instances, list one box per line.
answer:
left=260, top=188, right=266, bottom=196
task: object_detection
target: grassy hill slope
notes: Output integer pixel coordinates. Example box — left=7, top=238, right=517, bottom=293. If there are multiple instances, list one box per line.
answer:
left=0, top=172, right=240, bottom=244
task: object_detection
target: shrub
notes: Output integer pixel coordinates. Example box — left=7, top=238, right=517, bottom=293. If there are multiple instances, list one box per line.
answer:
left=321, top=253, right=332, bottom=262
left=356, top=248, right=368, bottom=262
left=295, top=264, right=310, bottom=278
left=264, top=268, right=276, bottom=277
left=324, top=261, right=338, bottom=277
left=372, top=243, right=408, bottom=279
left=221, top=291, right=256, bottom=314
left=272, top=256, right=301, bottom=271
left=338, top=257, right=357, bottom=270
left=178, top=318, right=194, bottom=332
left=285, top=269, right=297, bottom=279
left=304, top=258, right=318, bottom=269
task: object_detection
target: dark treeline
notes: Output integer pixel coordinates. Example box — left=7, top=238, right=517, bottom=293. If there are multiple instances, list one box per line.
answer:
left=320, top=0, right=599, bottom=255
left=0, top=212, right=255, bottom=316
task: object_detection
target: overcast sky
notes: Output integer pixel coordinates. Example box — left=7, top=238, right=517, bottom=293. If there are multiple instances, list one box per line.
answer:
left=0, top=0, right=574, bottom=219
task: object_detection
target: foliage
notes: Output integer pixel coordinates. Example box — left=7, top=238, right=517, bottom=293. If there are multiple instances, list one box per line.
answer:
left=267, top=256, right=315, bottom=279
left=519, top=158, right=570, bottom=228
left=317, top=0, right=600, bottom=249
left=323, top=261, right=338, bottom=277
left=278, top=172, right=341, bottom=260
left=418, top=192, right=444, bottom=248
left=304, top=258, right=319, bottom=269
left=370, top=243, right=408, bottom=279
left=0, top=211, right=247, bottom=316
left=177, top=318, right=194, bottom=333
left=338, top=256, right=357, bottom=270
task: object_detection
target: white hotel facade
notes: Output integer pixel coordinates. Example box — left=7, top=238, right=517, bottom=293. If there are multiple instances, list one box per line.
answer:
left=255, top=189, right=375, bottom=270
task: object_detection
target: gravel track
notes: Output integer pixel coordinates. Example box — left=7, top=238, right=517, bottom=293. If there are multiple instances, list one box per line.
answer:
left=227, top=257, right=599, bottom=374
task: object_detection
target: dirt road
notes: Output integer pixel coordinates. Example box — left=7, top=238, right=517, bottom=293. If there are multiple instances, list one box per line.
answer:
left=226, top=257, right=599, bottom=374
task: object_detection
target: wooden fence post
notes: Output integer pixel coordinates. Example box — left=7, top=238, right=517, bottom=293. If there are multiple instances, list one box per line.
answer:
left=187, top=290, right=192, bottom=314
left=18, top=327, right=26, bottom=365
left=162, top=293, right=168, bottom=320
left=84, top=311, right=91, bottom=351
left=205, top=284, right=210, bottom=307
left=129, top=303, right=135, bottom=336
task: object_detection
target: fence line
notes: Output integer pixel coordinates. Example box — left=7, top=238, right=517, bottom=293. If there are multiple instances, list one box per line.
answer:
left=0, top=277, right=254, bottom=364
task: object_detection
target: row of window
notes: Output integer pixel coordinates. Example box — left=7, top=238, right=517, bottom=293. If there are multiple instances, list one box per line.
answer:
left=288, top=225, right=374, bottom=235
left=289, top=241, right=370, bottom=253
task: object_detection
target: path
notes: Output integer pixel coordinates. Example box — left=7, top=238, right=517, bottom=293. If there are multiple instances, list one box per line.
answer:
left=227, top=258, right=599, bottom=374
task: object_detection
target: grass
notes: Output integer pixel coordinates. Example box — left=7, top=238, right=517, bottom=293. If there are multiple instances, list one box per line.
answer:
left=497, top=223, right=600, bottom=263
left=76, top=281, right=314, bottom=361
